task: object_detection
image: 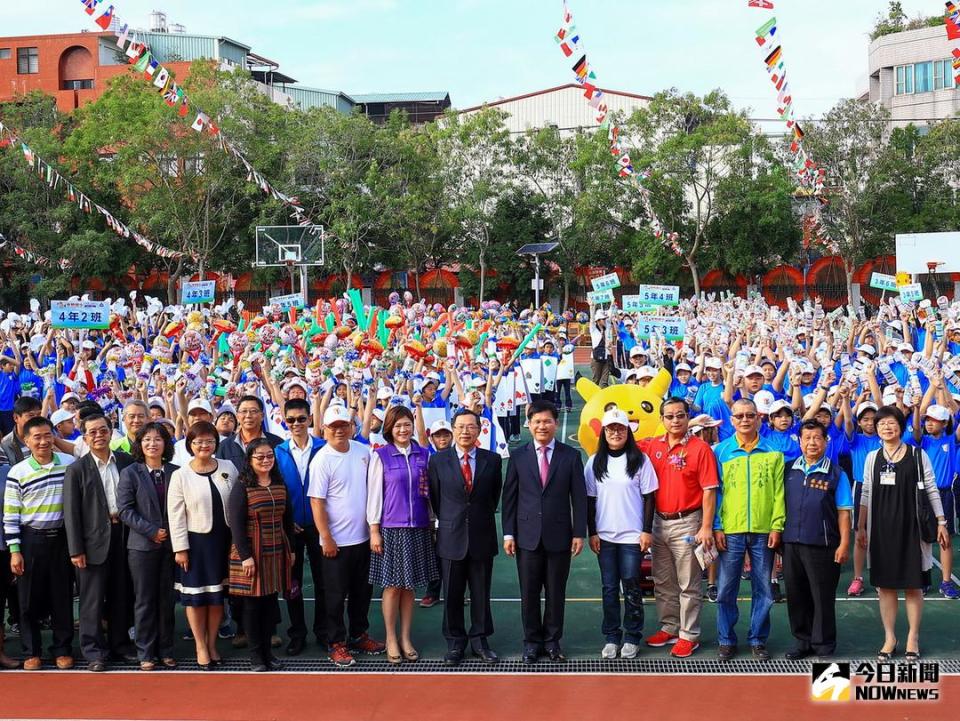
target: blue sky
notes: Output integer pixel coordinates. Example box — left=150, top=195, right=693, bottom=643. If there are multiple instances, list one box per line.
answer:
left=7, top=0, right=940, bottom=122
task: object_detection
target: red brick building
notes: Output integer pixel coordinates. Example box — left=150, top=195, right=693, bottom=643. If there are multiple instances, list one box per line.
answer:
left=0, top=30, right=193, bottom=112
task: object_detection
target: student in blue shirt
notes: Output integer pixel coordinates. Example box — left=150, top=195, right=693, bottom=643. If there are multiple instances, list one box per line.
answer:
left=761, top=400, right=801, bottom=464
left=839, top=390, right=882, bottom=597
left=668, top=362, right=699, bottom=403
left=693, top=358, right=724, bottom=413
left=911, top=391, right=960, bottom=599
left=0, top=353, right=21, bottom=436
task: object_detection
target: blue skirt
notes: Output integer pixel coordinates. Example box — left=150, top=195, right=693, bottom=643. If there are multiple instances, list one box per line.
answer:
left=368, top=527, right=439, bottom=590
left=175, top=476, right=231, bottom=607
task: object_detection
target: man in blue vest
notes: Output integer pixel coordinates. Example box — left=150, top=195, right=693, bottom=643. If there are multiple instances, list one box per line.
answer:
left=782, top=419, right=852, bottom=660
left=275, top=397, right=326, bottom=656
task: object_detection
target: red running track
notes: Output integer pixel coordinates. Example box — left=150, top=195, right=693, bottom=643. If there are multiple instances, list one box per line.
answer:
left=1, top=672, right=957, bottom=721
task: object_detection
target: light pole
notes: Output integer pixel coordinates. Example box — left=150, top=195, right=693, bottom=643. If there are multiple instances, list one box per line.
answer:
left=517, top=242, right=559, bottom=309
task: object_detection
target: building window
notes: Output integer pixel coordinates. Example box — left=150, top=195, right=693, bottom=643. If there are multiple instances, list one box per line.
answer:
left=0, top=48, right=11, bottom=60
left=934, top=59, right=956, bottom=90
left=62, top=79, right=94, bottom=90
left=915, top=61, right=933, bottom=93
left=17, top=47, right=39, bottom=74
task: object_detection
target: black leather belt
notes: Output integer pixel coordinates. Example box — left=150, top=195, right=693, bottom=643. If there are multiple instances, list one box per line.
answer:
left=656, top=508, right=700, bottom=520
left=21, top=526, right=64, bottom=537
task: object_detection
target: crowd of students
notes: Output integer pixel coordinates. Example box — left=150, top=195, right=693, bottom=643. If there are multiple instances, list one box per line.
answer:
left=0, top=288, right=956, bottom=670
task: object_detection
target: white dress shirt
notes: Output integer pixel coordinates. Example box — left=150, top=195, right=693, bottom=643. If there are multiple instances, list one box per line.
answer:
left=93, top=452, right=120, bottom=515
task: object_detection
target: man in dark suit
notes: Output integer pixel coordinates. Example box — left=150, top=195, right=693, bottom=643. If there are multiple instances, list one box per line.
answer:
left=428, top=409, right=503, bottom=666
left=502, top=399, right=587, bottom=664
left=63, top=413, right=136, bottom=671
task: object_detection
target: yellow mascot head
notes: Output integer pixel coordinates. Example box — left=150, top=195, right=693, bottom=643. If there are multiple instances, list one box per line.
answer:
left=576, top=369, right=671, bottom=455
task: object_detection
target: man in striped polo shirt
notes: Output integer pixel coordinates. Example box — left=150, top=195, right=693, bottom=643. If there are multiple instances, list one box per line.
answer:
left=4, top=415, right=76, bottom=670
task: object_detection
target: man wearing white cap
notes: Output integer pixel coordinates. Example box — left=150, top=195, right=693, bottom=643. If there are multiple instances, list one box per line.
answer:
left=308, top=405, right=384, bottom=667
left=590, top=309, right=614, bottom=388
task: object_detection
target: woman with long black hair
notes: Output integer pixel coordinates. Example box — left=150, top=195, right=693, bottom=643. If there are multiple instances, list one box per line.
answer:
left=585, top=409, right=658, bottom=660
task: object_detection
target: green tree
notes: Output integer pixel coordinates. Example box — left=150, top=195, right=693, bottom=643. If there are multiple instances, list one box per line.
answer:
left=626, top=89, right=753, bottom=295
left=801, top=99, right=893, bottom=301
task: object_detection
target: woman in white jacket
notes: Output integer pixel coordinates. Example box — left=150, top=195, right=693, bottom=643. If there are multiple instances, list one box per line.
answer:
left=167, top=420, right=237, bottom=669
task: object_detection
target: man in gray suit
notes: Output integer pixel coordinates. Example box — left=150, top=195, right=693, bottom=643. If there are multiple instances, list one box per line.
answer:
left=64, top=414, right=136, bottom=671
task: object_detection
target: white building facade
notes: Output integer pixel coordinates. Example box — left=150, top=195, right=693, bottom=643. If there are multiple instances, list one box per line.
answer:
left=867, top=25, right=960, bottom=128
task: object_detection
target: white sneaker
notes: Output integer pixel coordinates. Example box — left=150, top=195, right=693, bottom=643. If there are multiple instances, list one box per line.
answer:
left=621, top=642, right=640, bottom=659
left=601, top=643, right=618, bottom=659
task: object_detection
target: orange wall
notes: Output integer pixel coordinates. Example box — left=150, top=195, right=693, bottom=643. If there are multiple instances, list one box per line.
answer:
left=0, top=31, right=192, bottom=112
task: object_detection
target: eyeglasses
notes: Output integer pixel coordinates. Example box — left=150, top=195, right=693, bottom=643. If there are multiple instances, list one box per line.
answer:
left=454, top=425, right=479, bottom=431
left=251, top=454, right=274, bottom=462
left=191, top=438, right=216, bottom=447
left=285, top=416, right=309, bottom=425
left=604, top=426, right=628, bottom=434
left=237, top=408, right=262, bottom=416
left=662, top=413, right=688, bottom=421
left=732, top=413, right=758, bottom=421
left=85, top=427, right=111, bottom=437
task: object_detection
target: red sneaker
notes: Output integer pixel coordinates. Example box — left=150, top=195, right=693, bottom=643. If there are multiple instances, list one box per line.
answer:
left=419, top=595, right=440, bottom=608
left=645, top=630, right=679, bottom=648
left=328, top=643, right=356, bottom=667
left=670, top=639, right=700, bottom=658
left=349, top=632, right=386, bottom=655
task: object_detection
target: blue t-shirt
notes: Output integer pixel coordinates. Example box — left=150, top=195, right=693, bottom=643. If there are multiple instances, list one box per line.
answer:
left=17, top=368, right=43, bottom=400
left=912, top=433, right=956, bottom=490
left=847, top=432, right=882, bottom=483
left=693, top=382, right=724, bottom=413
left=0, top=367, right=20, bottom=411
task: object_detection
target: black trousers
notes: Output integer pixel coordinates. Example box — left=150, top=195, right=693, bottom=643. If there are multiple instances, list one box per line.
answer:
left=321, top=542, right=373, bottom=646
left=17, top=527, right=74, bottom=658
left=241, top=593, right=279, bottom=665
left=441, top=555, right=494, bottom=651
left=555, top=379, right=573, bottom=408
left=287, top=526, right=326, bottom=644
left=783, top=542, right=841, bottom=655
left=77, top=523, right=135, bottom=662
left=128, top=546, right=176, bottom=661
left=0, top=549, right=20, bottom=626
left=516, top=543, right=571, bottom=652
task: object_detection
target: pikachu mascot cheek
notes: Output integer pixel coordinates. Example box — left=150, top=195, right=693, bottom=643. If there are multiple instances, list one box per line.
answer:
left=575, top=369, right=671, bottom=456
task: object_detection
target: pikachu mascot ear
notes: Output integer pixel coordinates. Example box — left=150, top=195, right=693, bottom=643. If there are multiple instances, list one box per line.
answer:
left=576, top=377, right=600, bottom=404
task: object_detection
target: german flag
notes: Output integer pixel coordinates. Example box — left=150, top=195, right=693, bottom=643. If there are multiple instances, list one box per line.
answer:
left=572, top=54, right=588, bottom=79
left=793, top=124, right=805, bottom=141
left=764, top=46, right=782, bottom=68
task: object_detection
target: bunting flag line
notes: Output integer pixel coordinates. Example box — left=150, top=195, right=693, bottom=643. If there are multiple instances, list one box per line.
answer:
left=748, top=0, right=838, bottom=255
left=945, top=3, right=960, bottom=81
left=0, top=119, right=198, bottom=263
left=0, top=235, right=72, bottom=270
left=72, top=4, right=322, bottom=234
left=553, top=1, right=684, bottom=257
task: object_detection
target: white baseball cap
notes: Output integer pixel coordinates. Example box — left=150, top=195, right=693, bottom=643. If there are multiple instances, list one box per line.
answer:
left=629, top=346, right=647, bottom=357
left=857, top=401, right=879, bottom=418
left=323, top=405, right=353, bottom=426
left=857, top=343, right=877, bottom=357
left=187, top=398, right=213, bottom=415
left=637, top=366, right=657, bottom=380
left=601, top=409, right=630, bottom=428
left=675, top=362, right=692, bottom=372
left=925, top=404, right=951, bottom=422
left=61, top=392, right=80, bottom=403
left=744, top=365, right=764, bottom=377
left=595, top=310, right=608, bottom=320
left=705, top=358, right=723, bottom=370
left=51, top=409, right=74, bottom=427
left=429, top=420, right=453, bottom=436
left=768, top=399, right=793, bottom=416
left=81, top=340, right=97, bottom=350
left=372, top=408, right=385, bottom=422
left=376, top=386, right=394, bottom=401
left=147, top=396, right=165, bottom=410
left=754, top=390, right=775, bottom=414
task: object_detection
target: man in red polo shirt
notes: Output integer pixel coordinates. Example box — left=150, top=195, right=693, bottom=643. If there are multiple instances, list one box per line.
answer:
left=639, top=397, right=718, bottom=658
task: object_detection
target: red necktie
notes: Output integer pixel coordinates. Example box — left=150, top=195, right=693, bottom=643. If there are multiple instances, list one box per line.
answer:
left=538, top=446, right=550, bottom=488
left=461, top=454, right=473, bottom=494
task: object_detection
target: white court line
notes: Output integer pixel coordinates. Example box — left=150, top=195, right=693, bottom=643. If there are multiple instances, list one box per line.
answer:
left=292, top=595, right=957, bottom=603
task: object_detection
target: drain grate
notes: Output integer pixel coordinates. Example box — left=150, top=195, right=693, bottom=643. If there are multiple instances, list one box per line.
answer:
left=59, top=657, right=960, bottom=674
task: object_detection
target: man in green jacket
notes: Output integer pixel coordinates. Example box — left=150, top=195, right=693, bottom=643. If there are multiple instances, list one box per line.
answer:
left=712, top=398, right=785, bottom=662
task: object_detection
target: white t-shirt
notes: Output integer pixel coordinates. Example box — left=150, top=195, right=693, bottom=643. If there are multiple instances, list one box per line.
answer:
left=172, top=438, right=191, bottom=468
left=584, top=452, right=659, bottom=544
left=307, top=441, right=371, bottom=546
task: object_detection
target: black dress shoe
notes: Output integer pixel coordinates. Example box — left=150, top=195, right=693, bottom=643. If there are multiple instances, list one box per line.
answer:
left=443, top=649, right=464, bottom=667
left=286, top=638, right=305, bottom=656
left=522, top=651, right=538, bottom=665
left=718, top=644, right=737, bottom=661
left=268, top=657, right=285, bottom=671
left=472, top=647, right=499, bottom=664
left=752, top=645, right=771, bottom=662
left=547, top=647, right=566, bottom=663
left=250, top=662, right=268, bottom=672
left=88, top=660, right=106, bottom=672
left=785, top=647, right=814, bottom=661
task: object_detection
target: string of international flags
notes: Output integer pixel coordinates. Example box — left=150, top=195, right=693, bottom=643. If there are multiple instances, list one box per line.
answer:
left=0, top=119, right=198, bottom=264
left=78, top=0, right=319, bottom=230
left=943, top=2, right=960, bottom=79
left=554, top=2, right=685, bottom=258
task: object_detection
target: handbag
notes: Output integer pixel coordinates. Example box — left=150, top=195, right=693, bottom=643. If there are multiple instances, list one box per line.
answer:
left=913, top=448, right=939, bottom=544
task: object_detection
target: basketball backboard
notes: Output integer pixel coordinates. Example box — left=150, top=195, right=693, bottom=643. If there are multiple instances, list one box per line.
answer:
left=254, top=226, right=325, bottom=267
